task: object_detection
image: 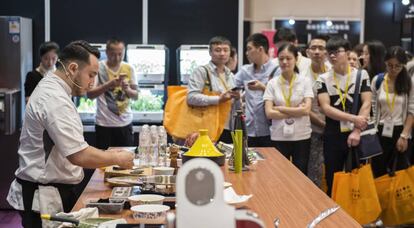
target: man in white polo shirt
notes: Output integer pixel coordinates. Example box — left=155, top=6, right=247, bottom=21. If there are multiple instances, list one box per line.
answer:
left=7, top=40, right=134, bottom=227
left=272, top=27, right=311, bottom=74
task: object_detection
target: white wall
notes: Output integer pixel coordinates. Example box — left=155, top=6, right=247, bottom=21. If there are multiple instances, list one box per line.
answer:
left=246, top=0, right=364, bottom=34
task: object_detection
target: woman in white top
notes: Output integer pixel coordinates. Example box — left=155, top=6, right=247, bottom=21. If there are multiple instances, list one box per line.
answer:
left=371, top=46, right=414, bottom=177
left=264, top=43, right=314, bottom=175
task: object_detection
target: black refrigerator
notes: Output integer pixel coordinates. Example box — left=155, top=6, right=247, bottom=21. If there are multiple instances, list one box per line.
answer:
left=0, top=16, right=32, bottom=209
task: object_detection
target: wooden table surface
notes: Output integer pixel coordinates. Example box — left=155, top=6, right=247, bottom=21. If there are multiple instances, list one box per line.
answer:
left=72, top=147, right=361, bottom=228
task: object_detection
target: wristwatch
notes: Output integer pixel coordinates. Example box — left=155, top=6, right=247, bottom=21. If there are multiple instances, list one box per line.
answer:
left=400, top=133, right=411, bottom=140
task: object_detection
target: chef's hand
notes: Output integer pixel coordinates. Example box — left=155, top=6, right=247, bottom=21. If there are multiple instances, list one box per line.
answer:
left=112, top=149, right=134, bottom=169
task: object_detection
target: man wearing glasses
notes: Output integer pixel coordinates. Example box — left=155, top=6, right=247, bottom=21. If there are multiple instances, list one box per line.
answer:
left=303, top=35, right=330, bottom=188
left=316, top=37, right=372, bottom=196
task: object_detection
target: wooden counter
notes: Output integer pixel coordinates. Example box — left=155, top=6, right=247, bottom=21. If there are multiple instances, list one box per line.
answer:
left=72, top=148, right=361, bottom=227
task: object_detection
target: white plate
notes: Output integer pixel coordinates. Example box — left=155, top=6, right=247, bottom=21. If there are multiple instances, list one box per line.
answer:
left=224, top=187, right=252, bottom=205
left=226, top=198, right=250, bottom=205
left=225, top=196, right=252, bottom=205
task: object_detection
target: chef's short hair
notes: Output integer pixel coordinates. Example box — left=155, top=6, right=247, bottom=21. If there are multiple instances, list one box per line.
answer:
left=57, top=40, right=100, bottom=68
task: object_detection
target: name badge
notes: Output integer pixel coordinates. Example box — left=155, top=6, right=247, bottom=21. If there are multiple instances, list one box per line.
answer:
left=283, top=118, right=295, bottom=137
left=382, top=117, right=394, bottom=138
left=340, top=121, right=353, bottom=133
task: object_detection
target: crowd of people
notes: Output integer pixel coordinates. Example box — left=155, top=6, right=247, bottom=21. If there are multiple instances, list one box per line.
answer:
left=186, top=28, right=414, bottom=199
left=8, top=27, right=414, bottom=226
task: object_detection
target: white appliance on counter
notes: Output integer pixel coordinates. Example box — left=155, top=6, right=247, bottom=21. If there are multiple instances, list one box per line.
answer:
left=126, top=44, right=168, bottom=124
left=177, top=45, right=210, bottom=85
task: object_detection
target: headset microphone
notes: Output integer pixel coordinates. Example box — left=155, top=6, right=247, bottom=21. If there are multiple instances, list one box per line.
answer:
left=66, top=73, right=84, bottom=89
left=58, top=59, right=89, bottom=90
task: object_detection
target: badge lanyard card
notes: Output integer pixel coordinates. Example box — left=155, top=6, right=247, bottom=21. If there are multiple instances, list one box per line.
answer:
left=382, top=74, right=395, bottom=138
left=279, top=75, right=296, bottom=137
left=334, top=66, right=353, bottom=132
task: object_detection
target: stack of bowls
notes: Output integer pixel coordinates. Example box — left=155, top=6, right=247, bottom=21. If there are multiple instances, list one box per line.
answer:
left=129, top=194, right=170, bottom=223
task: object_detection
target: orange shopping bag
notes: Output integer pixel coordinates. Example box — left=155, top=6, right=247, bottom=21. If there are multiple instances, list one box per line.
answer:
left=375, top=153, right=414, bottom=226
left=163, top=66, right=231, bottom=142
left=332, top=148, right=381, bottom=224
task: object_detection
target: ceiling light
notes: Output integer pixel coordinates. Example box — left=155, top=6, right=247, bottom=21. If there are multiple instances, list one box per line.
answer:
left=326, top=20, right=333, bottom=27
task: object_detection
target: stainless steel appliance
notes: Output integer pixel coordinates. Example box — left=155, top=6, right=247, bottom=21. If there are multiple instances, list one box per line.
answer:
left=0, top=89, right=20, bottom=135
left=0, top=16, right=32, bottom=208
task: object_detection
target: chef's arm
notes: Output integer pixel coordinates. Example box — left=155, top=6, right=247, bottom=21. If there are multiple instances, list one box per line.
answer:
left=67, top=146, right=134, bottom=169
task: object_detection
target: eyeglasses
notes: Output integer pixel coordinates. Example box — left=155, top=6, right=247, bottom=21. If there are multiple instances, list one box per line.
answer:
left=327, top=49, right=346, bottom=56
left=386, top=63, right=403, bottom=70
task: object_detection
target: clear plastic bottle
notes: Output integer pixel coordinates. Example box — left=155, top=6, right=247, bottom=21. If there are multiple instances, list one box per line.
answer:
left=138, top=125, right=151, bottom=167
left=150, top=125, right=159, bottom=167
left=158, top=126, right=168, bottom=166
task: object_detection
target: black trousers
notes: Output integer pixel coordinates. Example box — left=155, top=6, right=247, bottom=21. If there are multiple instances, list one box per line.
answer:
left=17, top=178, right=77, bottom=228
left=372, top=125, right=412, bottom=178
left=270, top=138, right=311, bottom=175
left=247, top=135, right=272, bottom=148
left=95, top=123, right=133, bottom=149
left=323, top=132, right=352, bottom=196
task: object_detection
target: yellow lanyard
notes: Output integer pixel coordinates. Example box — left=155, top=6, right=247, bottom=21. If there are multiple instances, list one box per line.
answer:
left=310, top=64, right=326, bottom=80
left=333, top=66, right=351, bottom=111
left=384, top=74, right=396, bottom=112
left=217, top=73, right=229, bottom=90
left=279, top=74, right=296, bottom=107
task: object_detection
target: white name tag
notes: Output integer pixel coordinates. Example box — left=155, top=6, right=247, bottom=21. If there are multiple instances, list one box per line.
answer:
left=382, top=118, right=394, bottom=138
left=340, top=120, right=353, bottom=133
left=283, top=118, right=295, bottom=137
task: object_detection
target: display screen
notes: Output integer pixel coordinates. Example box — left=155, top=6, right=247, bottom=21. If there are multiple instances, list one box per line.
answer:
left=127, top=49, right=166, bottom=75
left=179, top=49, right=210, bottom=76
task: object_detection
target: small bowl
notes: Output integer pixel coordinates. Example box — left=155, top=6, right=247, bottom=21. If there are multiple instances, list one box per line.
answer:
left=130, top=204, right=170, bottom=222
left=128, top=194, right=165, bottom=206
left=153, top=167, right=175, bottom=176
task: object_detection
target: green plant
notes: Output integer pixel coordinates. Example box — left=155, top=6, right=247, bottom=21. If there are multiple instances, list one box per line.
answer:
left=130, top=92, right=163, bottom=112
left=77, top=97, right=96, bottom=113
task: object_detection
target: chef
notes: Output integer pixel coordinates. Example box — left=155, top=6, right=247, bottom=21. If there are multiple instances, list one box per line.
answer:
left=7, top=40, right=134, bottom=228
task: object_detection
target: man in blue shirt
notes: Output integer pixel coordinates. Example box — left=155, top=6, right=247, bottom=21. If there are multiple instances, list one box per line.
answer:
left=234, top=33, right=278, bottom=147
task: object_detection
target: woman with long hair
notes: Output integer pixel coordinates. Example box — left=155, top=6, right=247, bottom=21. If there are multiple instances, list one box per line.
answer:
left=362, top=40, right=386, bottom=79
left=371, top=46, right=414, bottom=177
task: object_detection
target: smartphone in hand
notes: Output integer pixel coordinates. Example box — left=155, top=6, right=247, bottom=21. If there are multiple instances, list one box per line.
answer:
left=230, top=86, right=243, bottom=92
left=247, top=80, right=257, bottom=86
left=119, top=73, right=127, bottom=80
